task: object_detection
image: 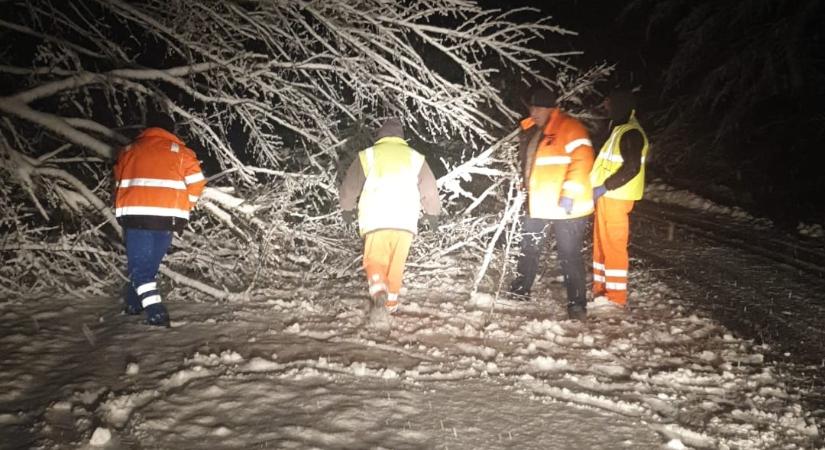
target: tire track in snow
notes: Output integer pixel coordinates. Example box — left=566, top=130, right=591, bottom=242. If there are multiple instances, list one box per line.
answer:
left=632, top=200, right=825, bottom=430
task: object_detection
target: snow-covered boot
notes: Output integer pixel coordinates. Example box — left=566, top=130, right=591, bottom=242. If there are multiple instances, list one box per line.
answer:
left=590, top=296, right=626, bottom=316
left=368, top=291, right=390, bottom=325
left=144, top=303, right=170, bottom=327
left=124, top=303, right=143, bottom=315
left=507, top=291, right=531, bottom=302
left=384, top=297, right=399, bottom=314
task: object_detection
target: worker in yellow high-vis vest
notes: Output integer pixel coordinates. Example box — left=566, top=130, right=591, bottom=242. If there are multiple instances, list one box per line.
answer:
left=590, top=91, right=649, bottom=309
left=339, top=118, right=441, bottom=319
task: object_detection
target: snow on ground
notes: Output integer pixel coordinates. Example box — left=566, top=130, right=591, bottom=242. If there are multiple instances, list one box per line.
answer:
left=645, top=181, right=775, bottom=230
left=646, top=179, right=825, bottom=245
left=0, top=254, right=821, bottom=449
left=797, top=223, right=825, bottom=239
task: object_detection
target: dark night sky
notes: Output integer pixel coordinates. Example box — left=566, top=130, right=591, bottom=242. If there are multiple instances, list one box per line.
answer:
left=484, top=0, right=671, bottom=89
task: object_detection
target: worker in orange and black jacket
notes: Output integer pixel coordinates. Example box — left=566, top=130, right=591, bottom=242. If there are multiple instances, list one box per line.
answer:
left=510, top=88, right=595, bottom=321
left=590, top=90, right=649, bottom=310
left=113, top=124, right=206, bottom=327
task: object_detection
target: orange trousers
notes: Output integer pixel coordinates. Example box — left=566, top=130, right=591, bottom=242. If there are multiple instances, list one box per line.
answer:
left=592, top=197, right=635, bottom=305
left=363, top=229, right=413, bottom=304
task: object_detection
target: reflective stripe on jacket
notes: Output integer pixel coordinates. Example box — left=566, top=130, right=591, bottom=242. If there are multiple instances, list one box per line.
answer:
left=114, top=128, right=206, bottom=230
left=522, top=109, right=595, bottom=219
left=357, top=137, right=425, bottom=236
left=590, top=111, right=649, bottom=200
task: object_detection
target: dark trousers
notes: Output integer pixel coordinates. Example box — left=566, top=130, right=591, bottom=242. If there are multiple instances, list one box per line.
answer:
left=124, top=228, right=173, bottom=309
left=510, top=216, right=588, bottom=310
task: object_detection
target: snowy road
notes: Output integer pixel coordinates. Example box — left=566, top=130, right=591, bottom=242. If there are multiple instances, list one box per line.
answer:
left=1, top=197, right=824, bottom=449
left=633, top=199, right=825, bottom=411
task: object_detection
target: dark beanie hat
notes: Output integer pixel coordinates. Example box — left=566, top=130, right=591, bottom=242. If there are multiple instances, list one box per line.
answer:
left=375, top=118, right=404, bottom=140
left=528, top=87, right=557, bottom=108
left=607, top=90, right=637, bottom=122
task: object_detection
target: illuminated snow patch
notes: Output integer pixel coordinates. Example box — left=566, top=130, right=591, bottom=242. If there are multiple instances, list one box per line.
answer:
left=530, top=356, right=569, bottom=372
left=241, top=357, right=281, bottom=372
left=89, top=427, right=111, bottom=446
left=100, top=391, right=158, bottom=427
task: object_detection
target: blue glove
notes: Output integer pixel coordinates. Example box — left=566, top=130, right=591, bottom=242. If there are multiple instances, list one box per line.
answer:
left=593, top=185, right=607, bottom=201
left=559, top=196, right=574, bottom=215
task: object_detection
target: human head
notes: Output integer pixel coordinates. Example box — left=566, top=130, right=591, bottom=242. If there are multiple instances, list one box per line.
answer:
left=527, top=87, right=556, bottom=127
left=605, top=90, right=636, bottom=123
left=144, top=110, right=178, bottom=136
left=375, top=117, right=404, bottom=140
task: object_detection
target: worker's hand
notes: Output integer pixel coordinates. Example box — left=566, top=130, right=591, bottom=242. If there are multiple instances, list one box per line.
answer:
left=342, top=210, right=356, bottom=227
left=558, top=196, right=574, bottom=215
left=592, top=185, right=607, bottom=202
left=424, top=214, right=440, bottom=232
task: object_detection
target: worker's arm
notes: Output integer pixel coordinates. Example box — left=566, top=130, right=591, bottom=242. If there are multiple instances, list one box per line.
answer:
left=339, top=156, right=366, bottom=211
left=418, top=160, right=441, bottom=216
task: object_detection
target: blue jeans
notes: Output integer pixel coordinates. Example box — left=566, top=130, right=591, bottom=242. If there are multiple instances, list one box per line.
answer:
left=510, top=216, right=588, bottom=310
left=124, top=228, right=173, bottom=309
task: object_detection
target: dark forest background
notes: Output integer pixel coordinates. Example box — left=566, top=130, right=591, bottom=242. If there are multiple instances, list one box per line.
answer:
left=515, top=0, right=825, bottom=227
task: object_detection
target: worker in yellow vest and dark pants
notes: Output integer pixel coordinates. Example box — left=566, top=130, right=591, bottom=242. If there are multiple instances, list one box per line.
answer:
left=339, top=118, right=441, bottom=320
left=590, top=91, right=649, bottom=310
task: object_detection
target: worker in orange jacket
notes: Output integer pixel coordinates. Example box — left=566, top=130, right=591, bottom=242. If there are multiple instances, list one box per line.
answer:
left=590, top=91, right=649, bottom=309
left=114, top=124, right=206, bottom=326
left=339, top=118, right=441, bottom=319
left=510, top=88, right=595, bottom=321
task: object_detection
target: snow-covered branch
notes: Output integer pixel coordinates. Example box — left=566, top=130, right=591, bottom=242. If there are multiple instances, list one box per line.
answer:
left=0, top=0, right=605, bottom=301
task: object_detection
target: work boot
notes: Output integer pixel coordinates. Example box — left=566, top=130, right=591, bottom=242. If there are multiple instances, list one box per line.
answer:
left=509, top=278, right=531, bottom=301
left=368, top=291, right=390, bottom=325
left=123, top=283, right=142, bottom=315
left=384, top=297, right=399, bottom=314
left=589, top=296, right=627, bottom=318
left=567, top=306, right=587, bottom=322
left=371, top=291, right=387, bottom=312
left=144, top=303, right=171, bottom=328
left=506, top=288, right=531, bottom=302
left=591, top=296, right=626, bottom=310
left=124, top=303, right=143, bottom=315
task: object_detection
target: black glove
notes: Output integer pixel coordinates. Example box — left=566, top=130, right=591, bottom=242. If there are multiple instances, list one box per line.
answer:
left=425, top=214, right=440, bottom=232
left=342, top=210, right=356, bottom=227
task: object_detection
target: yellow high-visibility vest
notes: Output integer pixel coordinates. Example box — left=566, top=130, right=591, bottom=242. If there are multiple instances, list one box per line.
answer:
left=357, top=137, right=424, bottom=236
left=590, top=111, right=649, bottom=200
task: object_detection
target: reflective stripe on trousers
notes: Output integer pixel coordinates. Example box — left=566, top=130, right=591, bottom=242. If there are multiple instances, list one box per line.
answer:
left=363, top=229, right=413, bottom=299
left=125, top=228, right=173, bottom=309
left=592, top=197, right=634, bottom=304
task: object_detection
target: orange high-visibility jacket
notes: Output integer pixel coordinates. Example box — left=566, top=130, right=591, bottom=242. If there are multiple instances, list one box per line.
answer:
left=113, top=128, right=206, bottom=232
left=522, top=109, right=595, bottom=219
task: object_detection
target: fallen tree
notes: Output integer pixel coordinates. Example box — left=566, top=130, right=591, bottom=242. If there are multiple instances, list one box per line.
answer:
left=0, top=0, right=609, bottom=301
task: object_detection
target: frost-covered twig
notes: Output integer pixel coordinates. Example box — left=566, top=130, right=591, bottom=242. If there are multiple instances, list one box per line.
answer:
left=0, top=0, right=605, bottom=301
left=472, top=186, right=524, bottom=295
